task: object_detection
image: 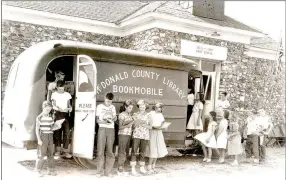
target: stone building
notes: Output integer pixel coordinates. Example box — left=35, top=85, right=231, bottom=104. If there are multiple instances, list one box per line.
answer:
left=2, top=1, right=285, bottom=125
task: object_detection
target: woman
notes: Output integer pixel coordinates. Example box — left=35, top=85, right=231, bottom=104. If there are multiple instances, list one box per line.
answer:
left=146, top=103, right=168, bottom=174
left=186, top=92, right=205, bottom=144
left=130, top=100, right=152, bottom=175
left=194, top=111, right=217, bottom=162
left=117, top=100, right=134, bottom=175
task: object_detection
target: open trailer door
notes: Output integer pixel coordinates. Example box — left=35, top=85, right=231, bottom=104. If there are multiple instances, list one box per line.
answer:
left=72, top=55, right=97, bottom=159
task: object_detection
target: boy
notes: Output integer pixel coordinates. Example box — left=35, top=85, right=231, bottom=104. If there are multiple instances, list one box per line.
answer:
left=51, top=80, right=72, bottom=159
left=216, top=92, right=230, bottom=109
left=35, top=102, right=57, bottom=177
left=47, top=71, right=65, bottom=103
left=96, top=92, right=117, bottom=177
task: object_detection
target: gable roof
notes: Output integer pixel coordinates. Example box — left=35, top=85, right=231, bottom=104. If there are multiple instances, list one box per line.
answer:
left=3, top=1, right=263, bottom=34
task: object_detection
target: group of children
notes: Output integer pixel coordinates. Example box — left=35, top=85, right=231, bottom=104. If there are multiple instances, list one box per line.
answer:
left=96, top=93, right=168, bottom=177
left=35, top=71, right=73, bottom=177
left=187, top=92, right=273, bottom=166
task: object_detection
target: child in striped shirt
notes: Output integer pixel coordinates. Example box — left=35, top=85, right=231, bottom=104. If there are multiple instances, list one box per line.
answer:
left=35, top=102, right=59, bottom=177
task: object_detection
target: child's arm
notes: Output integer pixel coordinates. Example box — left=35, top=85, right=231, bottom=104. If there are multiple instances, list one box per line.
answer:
left=118, top=115, right=133, bottom=130
left=206, top=124, right=216, bottom=143
left=142, top=113, right=152, bottom=130
left=35, top=115, right=42, bottom=146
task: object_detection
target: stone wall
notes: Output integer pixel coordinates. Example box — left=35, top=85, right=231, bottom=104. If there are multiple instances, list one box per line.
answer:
left=123, top=28, right=286, bottom=123
left=1, top=20, right=122, bottom=100
left=2, top=21, right=285, bottom=124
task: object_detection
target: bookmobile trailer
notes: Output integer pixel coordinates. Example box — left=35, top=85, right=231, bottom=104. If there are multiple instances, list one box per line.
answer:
left=2, top=40, right=206, bottom=168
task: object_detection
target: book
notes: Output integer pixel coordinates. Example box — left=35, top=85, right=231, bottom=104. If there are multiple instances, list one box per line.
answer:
left=51, top=119, right=66, bottom=131
left=160, top=122, right=171, bottom=129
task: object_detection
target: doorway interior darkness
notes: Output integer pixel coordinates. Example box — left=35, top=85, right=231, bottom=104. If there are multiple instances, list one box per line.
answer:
left=46, top=56, right=74, bottom=82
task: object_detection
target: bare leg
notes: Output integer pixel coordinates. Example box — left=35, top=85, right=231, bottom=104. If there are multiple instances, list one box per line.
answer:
left=207, top=148, right=212, bottom=162
left=219, top=149, right=225, bottom=163
left=201, top=143, right=207, bottom=159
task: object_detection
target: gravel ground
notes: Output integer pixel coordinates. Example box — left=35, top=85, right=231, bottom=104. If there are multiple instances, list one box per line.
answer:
left=2, top=143, right=285, bottom=180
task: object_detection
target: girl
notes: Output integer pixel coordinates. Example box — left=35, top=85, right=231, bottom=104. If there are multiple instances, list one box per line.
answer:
left=187, top=88, right=195, bottom=125
left=227, top=117, right=243, bottom=166
left=146, top=103, right=168, bottom=174
left=216, top=109, right=228, bottom=163
left=130, top=100, right=152, bottom=175
left=186, top=93, right=205, bottom=145
left=194, top=111, right=217, bottom=163
left=117, top=100, right=134, bottom=175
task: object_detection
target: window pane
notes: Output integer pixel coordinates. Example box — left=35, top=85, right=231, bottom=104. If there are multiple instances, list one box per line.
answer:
left=78, top=65, right=94, bottom=92
left=79, top=56, right=93, bottom=63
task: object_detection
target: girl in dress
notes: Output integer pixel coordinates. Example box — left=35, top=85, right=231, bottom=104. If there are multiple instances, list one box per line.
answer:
left=216, top=109, right=228, bottom=163
left=194, top=111, right=217, bottom=163
left=117, top=100, right=134, bottom=175
left=227, top=119, right=243, bottom=166
left=130, top=100, right=152, bottom=175
left=146, top=103, right=168, bottom=174
left=186, top=93, right=205, bottom=145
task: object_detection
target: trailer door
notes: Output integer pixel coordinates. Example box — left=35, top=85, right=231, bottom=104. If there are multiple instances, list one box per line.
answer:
left=72, top=55, right=97, bottom=159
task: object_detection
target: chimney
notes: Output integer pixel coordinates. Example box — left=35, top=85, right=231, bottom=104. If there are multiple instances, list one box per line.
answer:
left=193, top=0, right=225, bottom=21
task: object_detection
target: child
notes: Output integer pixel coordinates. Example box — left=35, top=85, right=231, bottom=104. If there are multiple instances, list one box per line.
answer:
left=186, top=92, right=205, bottom=146
left=47, top=71, right=65, bottom=102
left=227, top=114, right=243, bottom=166
left=96, top=92, right=117, bottom=177
left=51, top=80, right=72, bottom=159
left=130, top=100, right=152, bottom=175
left=35, top=102, right=59, bottom=177
left=146, top=103, right=168, bottom=174
left=117, top=99, right=134, bottom=175
left=216, top=109, right=228, bottom=163
left=194, top=111, right=217, bottom=163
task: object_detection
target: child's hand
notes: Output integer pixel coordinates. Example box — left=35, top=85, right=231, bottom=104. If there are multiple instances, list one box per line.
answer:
left=38, top=140, right=43, bottom=146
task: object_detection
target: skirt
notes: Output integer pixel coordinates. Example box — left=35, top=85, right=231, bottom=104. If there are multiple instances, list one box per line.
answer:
left=227, top=134, right=243, bottom=155
left=194, top=132, right=216, bottom=148
left=217, top=132, right=227, bottom=149
left=146, top=129, right=168, bottom=158
left=186, top=112, right=203, bottom=130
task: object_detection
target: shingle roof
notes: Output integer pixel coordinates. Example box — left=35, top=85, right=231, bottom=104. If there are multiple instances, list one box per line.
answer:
left=250, top=36, right=279, bottom=51
left=3, top=1, right=263, bottom=33
left=3, top=1, right=149, bottom=23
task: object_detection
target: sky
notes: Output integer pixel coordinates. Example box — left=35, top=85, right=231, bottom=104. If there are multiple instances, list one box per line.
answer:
left=225, top=1, right=285, bottom=48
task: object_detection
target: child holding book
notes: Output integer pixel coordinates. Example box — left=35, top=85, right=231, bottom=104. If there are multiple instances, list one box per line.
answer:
left=146, top=103, right=168, bottom=174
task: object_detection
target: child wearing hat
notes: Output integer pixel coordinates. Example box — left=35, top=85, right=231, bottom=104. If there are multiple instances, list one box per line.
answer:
left=146, top=102, right=168, bottom=174
left=130, top=99, right=152, bottom=175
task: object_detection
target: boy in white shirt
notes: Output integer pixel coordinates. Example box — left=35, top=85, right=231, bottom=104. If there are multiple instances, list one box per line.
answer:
left=216, top=92, right=230, bottom=109
left=51, top=80, right=72, bottom=159
left=95, top=92, right=117, bottom=177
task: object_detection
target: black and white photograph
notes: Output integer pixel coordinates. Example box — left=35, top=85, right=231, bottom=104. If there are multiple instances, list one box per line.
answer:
left=1, top=1, right=285, bottom=180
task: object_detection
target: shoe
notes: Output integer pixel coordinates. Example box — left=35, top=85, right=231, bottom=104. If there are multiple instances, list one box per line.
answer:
left=47, top=170, right=57, bottom=176
left=218, top=158, right=225, bottom=164
left=140, top=166, right=147, bottom=174
left=206, top=158, right=211, bottom=163
left=203, top=157, right=208, bottom=162
left=36, top=171, right=44, bottom=177
left=54, top=152, right=61, bottom=159
left=254, top=159, right=259, bottom=164
left=245, top=158, right=252, bottom=163
left=147, top=165, right=154, bottom=174
left=231, top=160, right=239, bottom=166
left=64, top=152, right=72, bottom=159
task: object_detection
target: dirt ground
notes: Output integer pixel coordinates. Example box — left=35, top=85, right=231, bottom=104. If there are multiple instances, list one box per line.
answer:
left=2, top=143, right=285, bottom=180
